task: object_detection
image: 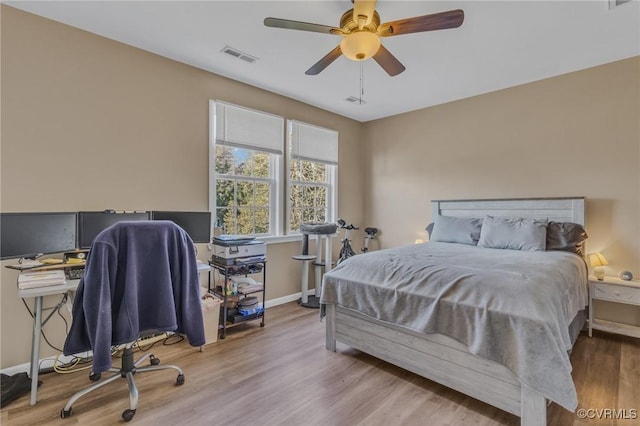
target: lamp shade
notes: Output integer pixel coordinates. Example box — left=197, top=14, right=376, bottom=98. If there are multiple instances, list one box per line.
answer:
left=589, top=252, right=609, bottom=268
left=340, top=31, right=381, bottom=61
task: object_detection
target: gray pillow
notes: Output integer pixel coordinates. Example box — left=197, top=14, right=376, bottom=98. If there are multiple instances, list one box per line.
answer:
left=430, top=216, right=483, bottom=245
left=425, top=222, right=434, bottom=239
left=477, top=216, right=548, bottom=251
left=546, top=221, right=588, bottom=257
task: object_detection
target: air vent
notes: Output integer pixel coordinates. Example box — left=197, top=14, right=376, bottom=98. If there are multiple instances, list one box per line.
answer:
left=221, top=46, right=258, bottom=64
left=609, top=0, right=632, bottom=9
left=345, top=96, right=366, bottom=104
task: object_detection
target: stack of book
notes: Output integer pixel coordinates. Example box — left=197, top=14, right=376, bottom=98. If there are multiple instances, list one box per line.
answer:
left=18, top=270, right=66, bottom=290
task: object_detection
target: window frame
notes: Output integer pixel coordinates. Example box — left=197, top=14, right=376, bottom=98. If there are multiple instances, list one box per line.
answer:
left=209, top=102, right=338, bottom=241
left=285, top=120, right=338, bottom=235
left=213, top=149, right=280, bottom=236
left=209, top=101, right=284, bottom=237
left=286, top=158, right=337, bottom=235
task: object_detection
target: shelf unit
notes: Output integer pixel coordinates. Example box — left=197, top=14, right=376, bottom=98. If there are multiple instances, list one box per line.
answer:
left=208, top=258, right=266, bottom=339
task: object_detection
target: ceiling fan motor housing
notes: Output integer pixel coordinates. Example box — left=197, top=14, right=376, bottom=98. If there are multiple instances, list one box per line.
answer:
left=339, top=9, right=380, bottom=33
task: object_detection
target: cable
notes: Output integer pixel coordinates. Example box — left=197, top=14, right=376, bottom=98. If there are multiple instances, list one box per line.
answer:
left=163, top=334, right=184, bottom=346
left=52, top=354, right=83, bottom=374
left=134, top=336, right=165, bottom=352
left=22, top=292, right=176, bottom=375
left=21, top=297, right=65, bottom=353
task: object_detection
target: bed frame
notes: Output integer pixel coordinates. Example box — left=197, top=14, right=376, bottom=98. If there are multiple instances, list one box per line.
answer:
left=324, top=197, right=585, bottom=426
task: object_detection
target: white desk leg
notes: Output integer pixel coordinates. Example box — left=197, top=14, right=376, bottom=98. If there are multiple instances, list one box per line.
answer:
left=29, top=296, right=43, bottom=405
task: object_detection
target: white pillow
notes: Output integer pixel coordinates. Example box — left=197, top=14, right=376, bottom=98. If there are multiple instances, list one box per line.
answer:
left=477, top=216, right=548, bottom=251
left=430, top=215, right=483, bottom=245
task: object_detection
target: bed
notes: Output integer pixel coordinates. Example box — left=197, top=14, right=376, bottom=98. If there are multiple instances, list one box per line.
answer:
left=320, top=197, right=588, bottom=426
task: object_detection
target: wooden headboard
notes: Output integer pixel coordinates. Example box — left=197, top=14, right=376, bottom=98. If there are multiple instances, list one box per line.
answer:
left=431, top=197, right=585, bottom=226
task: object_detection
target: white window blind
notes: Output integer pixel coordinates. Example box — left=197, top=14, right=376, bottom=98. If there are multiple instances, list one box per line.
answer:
left=289, top=120, right=338, bottom=165
left=216, top=101, right=284, bottom=154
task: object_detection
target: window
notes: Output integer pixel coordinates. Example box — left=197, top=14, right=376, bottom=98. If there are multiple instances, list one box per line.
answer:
left=210, top=101, right=283, bottom=236
left=287, top=121, right=338, bottom=234
left=214, top=146, right=274, bottom=235
left=210, top=102, right=338, bottom=239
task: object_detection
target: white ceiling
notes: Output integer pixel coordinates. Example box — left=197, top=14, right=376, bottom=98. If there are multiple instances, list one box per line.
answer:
left=6, top=1, right=640, bottom=122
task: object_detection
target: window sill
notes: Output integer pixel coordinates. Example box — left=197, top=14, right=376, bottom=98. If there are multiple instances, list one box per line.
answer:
left=256, top=233, right=337, bottom=245
left=256, top=235, right=302, bottom=245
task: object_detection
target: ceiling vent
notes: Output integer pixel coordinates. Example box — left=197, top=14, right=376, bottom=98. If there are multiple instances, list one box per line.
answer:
left=345, top=96, right=366, bottom=104
left=609, top=0, right=632, bottom=9
left=221, top=46, right=258, bottom=64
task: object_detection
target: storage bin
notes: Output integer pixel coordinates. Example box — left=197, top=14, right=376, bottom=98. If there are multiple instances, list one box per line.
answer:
left=201, top=287, right=221, bottom=345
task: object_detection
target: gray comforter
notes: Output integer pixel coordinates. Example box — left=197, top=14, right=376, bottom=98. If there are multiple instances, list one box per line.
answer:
left=320, top=242, right=588, bottom=411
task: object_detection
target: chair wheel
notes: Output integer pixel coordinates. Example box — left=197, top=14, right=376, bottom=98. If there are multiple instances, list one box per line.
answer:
left=176, top=374, right=185, bottom=385
left=60, top=408, right=72, bottom=418
left=150, top=355, right=160, bottom=366
left=260, top=323, right=265, bottom=327
left=122, top=408, right=136, bottom=422
left=89, top=372, right=101, bottom=381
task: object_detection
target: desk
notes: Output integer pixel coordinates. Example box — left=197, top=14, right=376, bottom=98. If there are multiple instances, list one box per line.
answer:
left=19, top=280, right=80, bottom=406
left=18, top=262, right=212, bottom=406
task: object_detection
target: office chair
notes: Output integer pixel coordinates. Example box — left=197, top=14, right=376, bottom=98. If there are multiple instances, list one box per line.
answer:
left=61, top=221, right=205, bottom=422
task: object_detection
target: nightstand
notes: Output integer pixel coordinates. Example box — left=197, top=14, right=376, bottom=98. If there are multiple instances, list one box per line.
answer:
left=588, top=276, right=640, bottom=338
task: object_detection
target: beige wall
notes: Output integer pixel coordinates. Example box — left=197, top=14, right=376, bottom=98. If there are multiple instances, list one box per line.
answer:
left=362, top=56, right=640, bottom=325
left=0, top=6, right=364, bottom=369
left=2, top=5, right=638, bottom=369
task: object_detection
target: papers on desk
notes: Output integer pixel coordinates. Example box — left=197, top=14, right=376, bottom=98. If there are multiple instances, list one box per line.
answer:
left=18, top=270, right=66, bottom=289
left=6, top=260, right=44, bottom=270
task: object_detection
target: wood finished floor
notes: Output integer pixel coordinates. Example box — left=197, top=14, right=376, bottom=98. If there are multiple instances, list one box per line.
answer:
left=2, top=302, right=638, bottom=426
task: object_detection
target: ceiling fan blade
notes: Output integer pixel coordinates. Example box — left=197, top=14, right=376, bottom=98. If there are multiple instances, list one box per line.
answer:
left=264, top=17, right=343, bottom=35
left=378, top=9, right=464, bottom=37
left=305, top=45, right=343, bottom=75
left=352, top=0, right=377, bottom=29
left=372, top=45, right=405, bottom=76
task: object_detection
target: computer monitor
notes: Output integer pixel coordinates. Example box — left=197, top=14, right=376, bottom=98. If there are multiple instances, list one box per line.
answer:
left=77, top=211, right=150, bottom=249
left=0, top=212, right=78, bottom=260
left=150, top=211, right=211, bottom=243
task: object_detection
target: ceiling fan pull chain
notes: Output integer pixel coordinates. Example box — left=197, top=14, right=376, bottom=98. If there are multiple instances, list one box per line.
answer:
left=360, top=61, right=364, bottom=104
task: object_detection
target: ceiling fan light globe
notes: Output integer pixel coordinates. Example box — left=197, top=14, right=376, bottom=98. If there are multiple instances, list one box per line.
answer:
left=340, top=31, right=381, bottom=61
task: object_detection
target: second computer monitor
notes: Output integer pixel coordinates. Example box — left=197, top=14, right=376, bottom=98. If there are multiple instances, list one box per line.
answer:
left=77, top=211, right=150, bottom=249
left=150, top=211, right=211, bottom=243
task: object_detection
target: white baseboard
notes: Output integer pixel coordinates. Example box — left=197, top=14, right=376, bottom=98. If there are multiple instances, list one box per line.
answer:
left=1, top=289, right=316, bottom=375
left=1, top=352, right=87, bottom=376
left=264, top=288, right=316, bottom=308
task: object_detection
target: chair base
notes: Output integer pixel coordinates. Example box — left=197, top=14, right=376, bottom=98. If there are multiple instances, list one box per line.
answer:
left=61, top=345, right=184, bottom=422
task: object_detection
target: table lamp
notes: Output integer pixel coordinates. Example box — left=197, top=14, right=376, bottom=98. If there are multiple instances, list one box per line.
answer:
left=589, top=252, right=608, bottom=281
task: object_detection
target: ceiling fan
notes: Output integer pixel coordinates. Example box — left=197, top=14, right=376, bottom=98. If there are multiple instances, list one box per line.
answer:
left=264, top=0, right=464, bottom=77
